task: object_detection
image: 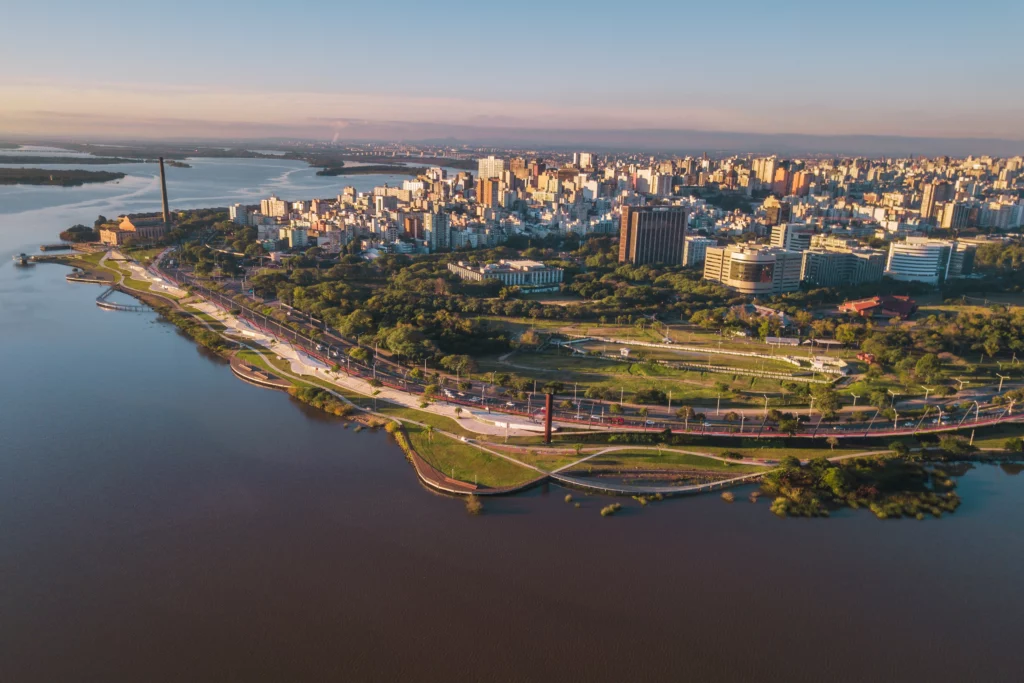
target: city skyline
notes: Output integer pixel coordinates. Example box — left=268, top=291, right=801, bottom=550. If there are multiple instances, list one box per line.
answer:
left=2, top=0, right=1023, bottom=150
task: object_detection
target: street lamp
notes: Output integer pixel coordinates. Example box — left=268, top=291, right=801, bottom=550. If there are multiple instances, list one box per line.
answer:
left=997, top=373, right=1010, bottom=393
left=851, top=393, right=861, bottom=407
left=763, top=394, right=770, bottom=416
left=919, top=386, right=931, bottom=402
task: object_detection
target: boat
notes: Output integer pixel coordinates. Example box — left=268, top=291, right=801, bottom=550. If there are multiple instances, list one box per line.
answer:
left=13, top=253, right=34, bottom=266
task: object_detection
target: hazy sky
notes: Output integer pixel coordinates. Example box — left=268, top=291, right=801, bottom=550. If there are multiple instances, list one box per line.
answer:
left=2, top=0, right=1023, bottom=141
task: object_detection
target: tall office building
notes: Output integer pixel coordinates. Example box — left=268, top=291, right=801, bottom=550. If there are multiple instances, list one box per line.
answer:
left=477, top=156, right=505, bottom=181
left=789, top=170, right=813, bottom=197
left=771, top=224, right=815, bottom=252
left=260, top=195, right=289, bottom=218
left=772, top=167, right=791, bottom=196
left=763, top=196, right=792, bottom=226
left=703, top=245, right=802, bottom=295
left=618, top=205, right=688, bottom=265
left=683, top=235, right=717, bottom=266
left=423, top=212, right=450, bottom=251
left=478, top=177, right=501, bottom=208
left=940, top=201, right=971, bottom=230
left=573, top=152, right=594, bottom=169
left=920, top=180, right=953, bottom=223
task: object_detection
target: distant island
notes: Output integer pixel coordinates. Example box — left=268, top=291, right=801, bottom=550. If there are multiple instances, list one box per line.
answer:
left=317, top=164, right=428, bottom=177
left=0, top=168, right=126, bottom=186
left=0, top=155, right=143, bottom=165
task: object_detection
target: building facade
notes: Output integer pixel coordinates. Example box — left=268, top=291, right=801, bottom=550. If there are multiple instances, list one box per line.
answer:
left=683, top=235, right=717, bottom=266
left=448, top=260, right=563, bottom=291
left=618, top=205, right=688, bottom=265
left=703, top=245, right=802, bottom=295
left=885, top=237, right=975, bottom=284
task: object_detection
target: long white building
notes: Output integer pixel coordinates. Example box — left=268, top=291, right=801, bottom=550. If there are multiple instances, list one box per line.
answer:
left=885, top=237, right=975, bottom=284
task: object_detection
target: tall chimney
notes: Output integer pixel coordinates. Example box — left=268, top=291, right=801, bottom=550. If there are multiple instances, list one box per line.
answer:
left=544, top=393, right=553, bottom=444
left=158, top=156, right=170, bottom=225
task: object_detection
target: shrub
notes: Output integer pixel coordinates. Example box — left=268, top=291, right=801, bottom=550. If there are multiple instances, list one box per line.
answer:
left=465, top=496, right=483, bottom=515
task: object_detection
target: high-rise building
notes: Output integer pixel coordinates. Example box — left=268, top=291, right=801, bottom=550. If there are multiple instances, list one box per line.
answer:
left=573, top=152, right=594, bottom=169
left=789, top=170, right=813, bottom=197
left=229, top=204, right=250, bottom=225
left=650, top=174, right=673, bottom=197
left=885, top=237, right=975, bottom=284
left=772, top=167, right=791, bottom=196
left=478, top=177, right=501, bottom=208
left=763, top=196, right=792, bottom=226
left=920, top=180, right=953, bottom=223
left=477, top=156, right=505, bottom=181
left=260, top=195, right=289, bottom=218
left=683, top=235, right=717, bottom=266
left=940, top=201, right=971, bottom=230
left=423, top=212, right=450, bottom=251
left=771, top=224, right=815, bottom=252
left=617, top=205, right=688, bottom=265
left=703, top=245, right=802, bottom=295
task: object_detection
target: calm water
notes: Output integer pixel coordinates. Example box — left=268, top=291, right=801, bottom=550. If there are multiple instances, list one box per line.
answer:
left=2, top=157, right=1023, bottom=682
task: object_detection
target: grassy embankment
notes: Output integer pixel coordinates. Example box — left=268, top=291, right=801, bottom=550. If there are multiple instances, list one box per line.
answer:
left=403, top=424, right=539, bottom=488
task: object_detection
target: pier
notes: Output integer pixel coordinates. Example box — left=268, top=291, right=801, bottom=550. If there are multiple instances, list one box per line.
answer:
left=96, top=286, right=150, bottom=312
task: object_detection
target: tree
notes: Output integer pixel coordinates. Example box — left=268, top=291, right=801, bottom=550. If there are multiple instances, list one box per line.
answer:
left=821, top=467, right=850, bottom=497
left=454, top=407, right=463, bottom=419
left=1004, top=437, right=1023, bottom=453
left=889, top=441, right=910, bottom=459
left=939, top=434, right=974, bottom=456
left=609, top=403, right=622, bottom=415
left=724, top=411, right=740, bottom=422
left=779, top=455, right=801, bottom=470
left=811, top=385, right=840, bottom=418
left=914, top=353, right=942, bottom=382
left=638, top=407, right=649, bottom=419
left=826, top=436, right=839, bottom=451
left=347, top=347, right=371, bottom=364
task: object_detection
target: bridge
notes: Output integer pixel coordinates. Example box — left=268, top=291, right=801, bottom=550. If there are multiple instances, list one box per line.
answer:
left=96, top=286, right=150, bottom=312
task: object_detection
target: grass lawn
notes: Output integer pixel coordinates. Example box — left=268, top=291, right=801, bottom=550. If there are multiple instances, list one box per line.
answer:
left=374, top=404, right=475, bottom=437
left=406, top=425, right=538, bottom=488
left=476, top=352, right=767, bottom=404
left=967, top=422, right=1024, bottom=450
left=568, top=449, right=763, bottom=474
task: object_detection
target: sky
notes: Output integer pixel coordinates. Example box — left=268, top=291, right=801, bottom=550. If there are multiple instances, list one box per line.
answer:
left=2, top=0, right=1023, bottom=146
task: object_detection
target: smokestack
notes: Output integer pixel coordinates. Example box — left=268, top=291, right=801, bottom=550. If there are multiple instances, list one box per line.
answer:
left=544, top=393, right=553, bottom=444
left=158, top=156, right=170, bottom=225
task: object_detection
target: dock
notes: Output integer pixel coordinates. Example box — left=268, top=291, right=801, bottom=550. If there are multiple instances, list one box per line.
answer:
left=39, top=243, right=73, bottom=252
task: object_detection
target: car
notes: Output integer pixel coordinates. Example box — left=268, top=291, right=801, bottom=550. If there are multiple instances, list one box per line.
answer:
left=505, top=401, right=515, bottom=407
left=645, top=420, right=656, bottom=426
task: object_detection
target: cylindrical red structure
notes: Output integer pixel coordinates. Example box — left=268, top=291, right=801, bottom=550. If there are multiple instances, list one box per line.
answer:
left=544, top=393, right=553, bottom=444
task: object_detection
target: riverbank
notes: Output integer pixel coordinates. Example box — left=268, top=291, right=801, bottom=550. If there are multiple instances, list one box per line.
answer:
left=52, top=247, right=1024, bottom=514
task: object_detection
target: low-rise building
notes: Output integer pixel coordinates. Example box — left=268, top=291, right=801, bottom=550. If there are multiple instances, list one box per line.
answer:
left=447, top=259, right=563, bottom=291
left=839, top=295, right=918, bottom=319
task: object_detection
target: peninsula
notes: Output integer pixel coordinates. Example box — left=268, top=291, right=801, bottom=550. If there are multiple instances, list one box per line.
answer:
left=0, top=168, right=126, bottom=186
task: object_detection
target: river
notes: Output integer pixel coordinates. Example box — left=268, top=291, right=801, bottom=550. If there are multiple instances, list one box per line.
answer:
left=1, top=153, right=1023, bottom=682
